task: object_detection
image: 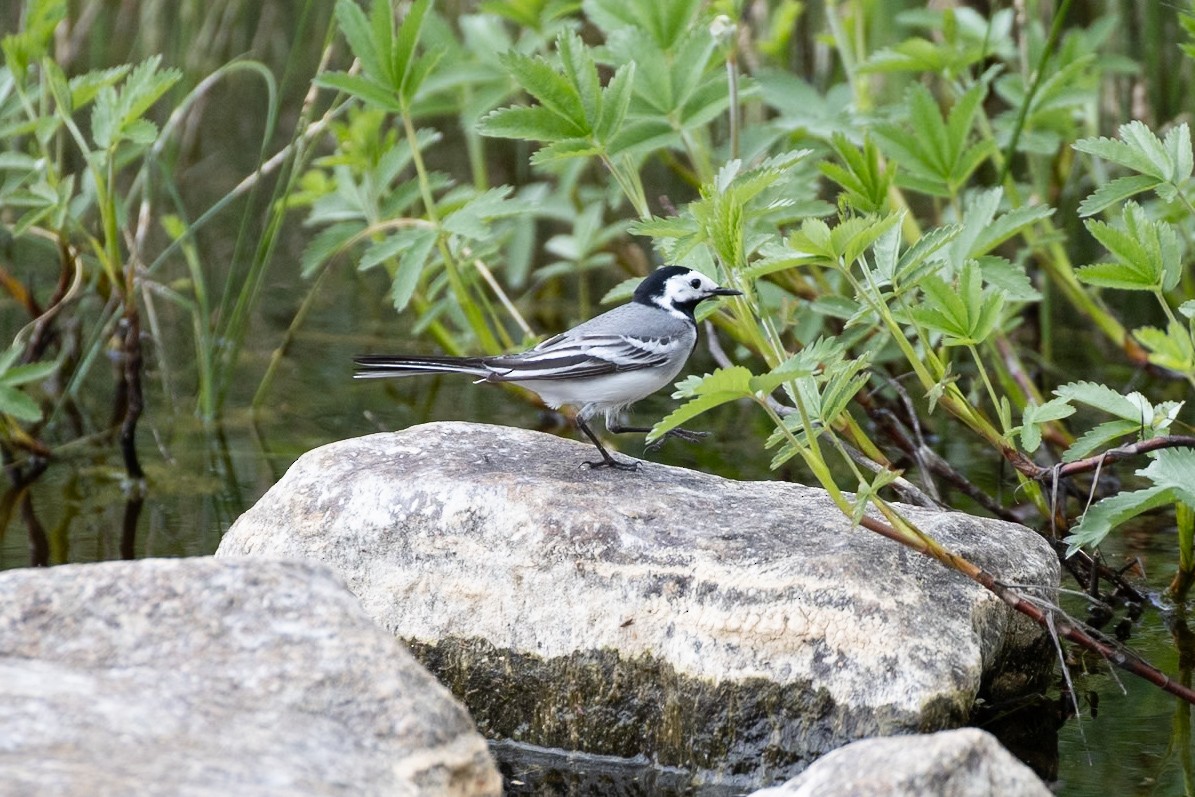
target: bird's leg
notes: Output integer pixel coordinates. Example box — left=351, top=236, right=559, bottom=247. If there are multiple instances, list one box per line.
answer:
left=607, top=418, right=710, bottom=452
left=576, top=417, right=640, bottom=471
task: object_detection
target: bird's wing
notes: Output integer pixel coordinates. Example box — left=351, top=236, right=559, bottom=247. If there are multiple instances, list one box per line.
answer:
left=482, top=333, right=688, bottom=382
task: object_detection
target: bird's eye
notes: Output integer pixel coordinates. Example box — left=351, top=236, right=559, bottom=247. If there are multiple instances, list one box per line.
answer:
left=690, top=278, right=701, bottom=288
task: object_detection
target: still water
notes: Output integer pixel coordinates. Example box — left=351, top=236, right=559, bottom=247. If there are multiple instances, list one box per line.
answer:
left=0, top=262, right=1191, bottom=795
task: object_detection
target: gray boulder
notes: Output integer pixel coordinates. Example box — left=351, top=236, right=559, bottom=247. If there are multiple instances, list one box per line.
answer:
left=217, top=422, right=1059, bottom=787
left=748, top=728, right=1052, bottom=796
left=0, top=557, right=501, bottom=797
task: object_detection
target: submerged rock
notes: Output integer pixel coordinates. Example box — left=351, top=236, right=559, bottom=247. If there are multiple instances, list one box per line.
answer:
left=217, top=422, right=1059, bottom=787
left=748, top=728, right=1052, bottom=796
left=0, top=558, right=501, bottom=797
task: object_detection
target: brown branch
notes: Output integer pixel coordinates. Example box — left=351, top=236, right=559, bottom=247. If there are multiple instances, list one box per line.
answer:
left=118, top=306, right=145, bottom=480
left=857, top=512, right=1195, bottom=705
left=1029, top=435, right=1195, bottom=481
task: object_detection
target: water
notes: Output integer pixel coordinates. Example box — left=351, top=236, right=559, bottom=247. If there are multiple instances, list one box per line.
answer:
left=4, top=256, right=1193, bottom=794
left=2, top=8, right=1191, bottom=790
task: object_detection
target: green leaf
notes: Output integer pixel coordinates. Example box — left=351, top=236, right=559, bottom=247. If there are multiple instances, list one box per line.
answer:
left=873, top=82, right=990, bottom=196
left=1136, top=321, right=1195, bottom=372
left=124, top=119, right=158, bottom=145
left=1064, top=484, right=1175, bottom=556
left=908, top=260, right=1003, bottom=346
left=528, top=138, right=602, bottom=165
left=391, top=228, right=438, bottom=312
left=1077, top=174, right=1161, bottom=217
left=840, top=212, right=902, bottom=268
left=499, top=48, right=586, bottom=129
left=400, top=47, right=445, bottom=105
left=557, top=28, right=600, bottom=124
left=1075, top=261, right=1155, bottom=291
left=821, top=134, right=892, bottom=215
left=1166, top=123, right=1193, bottom=184
left=970, top=204, right=1054, bottom=257
left=0, top=153, right=40, bottom=171
left=1078, top=202, right=1177, bottom=292
left=315, top=72, right=402, bottom=111
left=68, top=65, right=130, bottom=109
left=979, top=256, right=1040, bottom=302
left=359, top=230, right=412, bottom=271
left=0, top=344, right=21, bottom=375
left=394, top=0, right=434, bottom=102
left=0, top=360, right=58, bottom=387
left=649, top=366, right=754, bottom=442
left=88, top=54, right=181, bottom=150
left=1119, top=119, right=1173, bottom=179
left=0, top=0, right=66, bottom=75
left=334, top=0, right=387, bottom=85
left=1074, top=121, right=1167, bottom=178
left=91, top=86, right=118, bottom=150
left=1062, top=419, right=1143, bottom=462
left=753, top=339, right=845, bottom=398
left=301, top=222, right=364, bottom=278
left=606, top=118, right=675, bottom=156
left=593, top=62, right=634, bottom=143
left=477, top=105, right=585, bottom=141
left=1140, top=448, right=1195, bottom=508
left=1054, top=380, right=1142, bottom=421
left=599, top=276, right=642, bottom=306
left=1020, top=397, right=1075, bottom=453
left=0, top=385, right=42, bottom=423
left=892, top=223, right=959, bottom=284
left=442, top=186, right=522, bottom=239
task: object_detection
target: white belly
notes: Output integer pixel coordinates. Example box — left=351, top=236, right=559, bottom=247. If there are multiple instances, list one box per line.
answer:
left=521, top=365, right=682, bottom=416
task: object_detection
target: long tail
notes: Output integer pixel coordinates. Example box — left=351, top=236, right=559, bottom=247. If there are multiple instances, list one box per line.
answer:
left=353, top=354, right=492, bottom=380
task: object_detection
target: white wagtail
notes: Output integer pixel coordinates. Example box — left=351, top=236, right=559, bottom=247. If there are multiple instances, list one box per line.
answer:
left=354, top=266, right=742, bottom=470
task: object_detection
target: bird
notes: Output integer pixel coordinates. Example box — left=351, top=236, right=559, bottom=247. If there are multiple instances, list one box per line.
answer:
left=354, top=265, right=743, bottom=470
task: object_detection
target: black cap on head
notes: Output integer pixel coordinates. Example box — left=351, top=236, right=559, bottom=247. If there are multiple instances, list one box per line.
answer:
left=632, top=266, right=696, bottom=302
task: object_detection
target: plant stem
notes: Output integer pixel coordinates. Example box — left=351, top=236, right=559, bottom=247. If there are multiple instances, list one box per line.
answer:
left=998, top=0, right=1075, bottom=185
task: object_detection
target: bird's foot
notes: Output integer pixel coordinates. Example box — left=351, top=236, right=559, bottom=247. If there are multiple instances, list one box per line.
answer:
left=582, top=456, right=641, bottom=471
left=644, top=427, right=711, bottom=452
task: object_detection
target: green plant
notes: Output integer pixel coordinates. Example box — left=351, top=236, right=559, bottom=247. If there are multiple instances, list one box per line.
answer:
left=0, top=0, right=297, bottom=473
left=289, top=0, right=1195, bottom=623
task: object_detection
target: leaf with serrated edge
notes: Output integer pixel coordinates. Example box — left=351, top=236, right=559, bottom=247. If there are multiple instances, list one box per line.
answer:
left=1054, top=380, right=1142, bottom=420
left=1119, top=120, right=1172, bottom=180
left=1166, top=123, right=1193, bottom=183
left=391, top=228, right=437, bottom=312
left=649, top=367, right=754, bottom=441
left=1132, top=449, right=1195, bottom=504
left=1077, top=174, right=1161, bottom=217
left=499, top=49, right=586, bottom=129
left=333, top=0, right=385, bottom=84
left=1074, top=127, right=1165, bottom=178
left=1064, top=484, right=1174, bottom=556
left=478, top=105, right=585, bottom=142
left=1062, top=419, right=1143, bottom=462
left=394, top=0, right=433, bottom=100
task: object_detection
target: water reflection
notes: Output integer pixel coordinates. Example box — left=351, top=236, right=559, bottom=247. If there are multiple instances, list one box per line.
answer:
left=3, top=272, right=1195, bottom=796
left=1, top=455, right=49, bottom=567
left=1169, top=607, right=1195, bottom=794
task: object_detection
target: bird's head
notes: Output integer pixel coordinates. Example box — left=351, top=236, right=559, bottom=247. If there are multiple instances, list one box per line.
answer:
left=634, top=266, right=742, bottom=320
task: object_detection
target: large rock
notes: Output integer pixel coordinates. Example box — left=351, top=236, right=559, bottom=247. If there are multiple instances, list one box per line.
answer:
left=748, top=728, right=1052, bottom=796
left=217, top=422, right=1059, bottom=788
left=0, top=558, right=501, bottom=797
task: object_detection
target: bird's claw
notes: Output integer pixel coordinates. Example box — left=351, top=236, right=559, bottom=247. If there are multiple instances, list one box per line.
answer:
left=644, top=427, right=711, bottom=452
left=582, top=457, right=641, bottom=471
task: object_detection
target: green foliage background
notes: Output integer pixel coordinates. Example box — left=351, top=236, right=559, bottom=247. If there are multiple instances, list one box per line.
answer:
left=6, top=1, right=1195, bottom=787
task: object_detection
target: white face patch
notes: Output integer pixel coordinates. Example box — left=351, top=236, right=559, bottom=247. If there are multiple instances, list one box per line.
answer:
left=651, top=271, right=724, bottom=318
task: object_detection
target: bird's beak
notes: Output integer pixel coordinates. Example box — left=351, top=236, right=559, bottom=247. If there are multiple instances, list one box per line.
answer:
left=711, top=287, right=743, bottom=297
